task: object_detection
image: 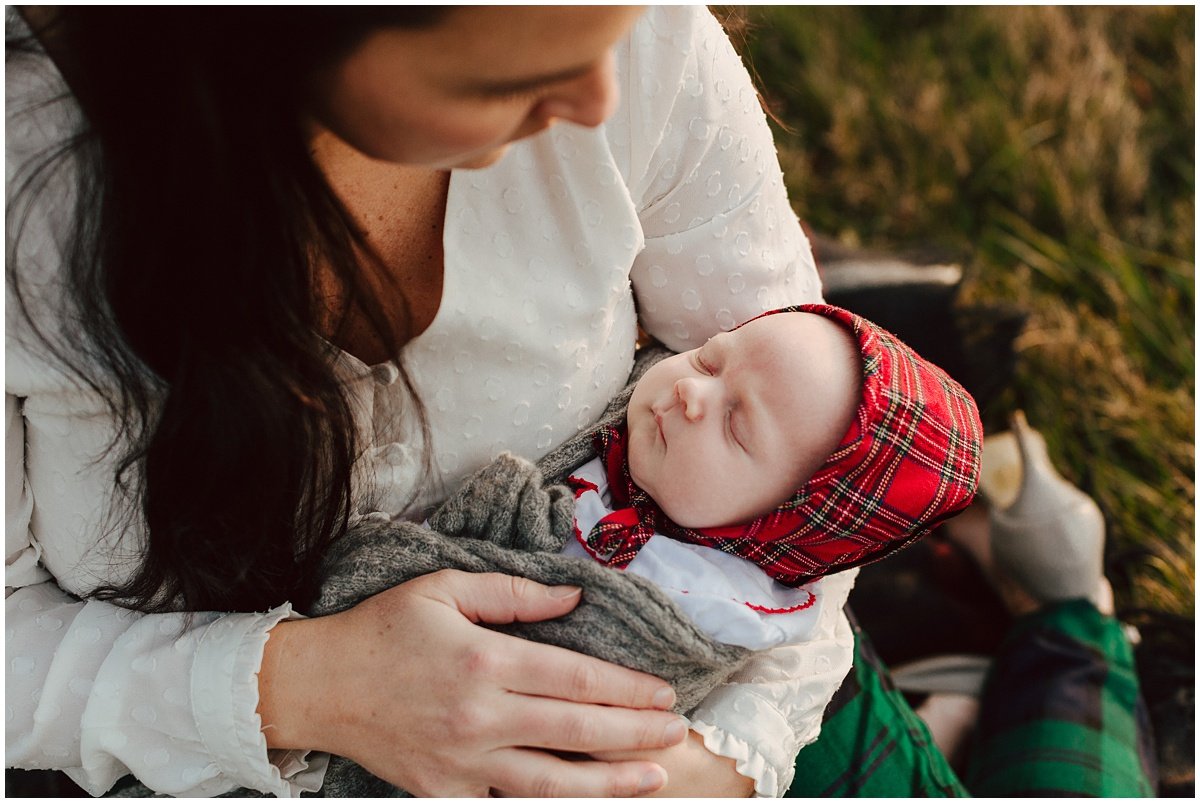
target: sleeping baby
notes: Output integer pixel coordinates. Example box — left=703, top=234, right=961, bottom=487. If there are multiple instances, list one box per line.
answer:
left=560, top=303, right=984, bottom=649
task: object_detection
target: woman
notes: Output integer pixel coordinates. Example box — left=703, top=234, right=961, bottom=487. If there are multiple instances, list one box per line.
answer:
left=7, top=6, right=853, bottom=796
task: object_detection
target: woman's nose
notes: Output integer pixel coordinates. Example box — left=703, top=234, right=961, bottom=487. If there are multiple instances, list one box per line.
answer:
left=538, top=51, right=619, bottom=129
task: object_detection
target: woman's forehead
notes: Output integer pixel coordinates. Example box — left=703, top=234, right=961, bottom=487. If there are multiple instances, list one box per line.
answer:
left=390, top=6, right=644, bottom=87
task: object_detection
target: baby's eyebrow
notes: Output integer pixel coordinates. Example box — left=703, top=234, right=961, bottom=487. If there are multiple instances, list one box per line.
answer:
left=705, top=332, right=730, bottom=361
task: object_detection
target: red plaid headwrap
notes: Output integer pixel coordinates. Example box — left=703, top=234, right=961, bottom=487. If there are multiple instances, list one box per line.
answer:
left=585, top=304, right=983, bottom=587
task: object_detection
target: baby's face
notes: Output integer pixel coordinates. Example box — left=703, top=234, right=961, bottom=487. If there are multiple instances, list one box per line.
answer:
left=627, top=312, right=860, bottom=529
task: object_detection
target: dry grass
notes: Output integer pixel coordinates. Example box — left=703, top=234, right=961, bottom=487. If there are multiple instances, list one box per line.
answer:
left=727, top=5, right=1195, bottom=617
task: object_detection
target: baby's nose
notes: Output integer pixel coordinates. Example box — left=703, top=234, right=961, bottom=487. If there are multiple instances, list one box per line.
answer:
left=674, top=377, right=709, bottom=421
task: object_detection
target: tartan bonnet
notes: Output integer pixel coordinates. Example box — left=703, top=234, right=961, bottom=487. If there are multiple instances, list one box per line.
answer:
left=586, top=303, right=984, bottom=587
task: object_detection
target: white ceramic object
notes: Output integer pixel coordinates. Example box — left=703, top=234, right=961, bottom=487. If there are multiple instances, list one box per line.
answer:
left=989, top=411, right=1106, bottom=605
left=978, top=430, right=1021, bottom=509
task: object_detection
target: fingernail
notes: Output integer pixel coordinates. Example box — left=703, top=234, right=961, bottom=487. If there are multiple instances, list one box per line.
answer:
left=664, top=718, right=687, bottom=744
left=652, top=686, right=676, bottom=709
left=637, top=767, right=667, bottom=794
left=548, top=585, right=582, bottom=598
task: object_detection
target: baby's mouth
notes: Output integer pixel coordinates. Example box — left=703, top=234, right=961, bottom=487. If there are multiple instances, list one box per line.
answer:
left=653, top=411, right=666, bottom=445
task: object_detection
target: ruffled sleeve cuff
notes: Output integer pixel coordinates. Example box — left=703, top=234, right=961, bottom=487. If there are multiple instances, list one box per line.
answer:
left=690, top=719, right=786, bottom=798
left=191, top=603, right=329, bottom=797
left=688, top=693, right=798, bottom=798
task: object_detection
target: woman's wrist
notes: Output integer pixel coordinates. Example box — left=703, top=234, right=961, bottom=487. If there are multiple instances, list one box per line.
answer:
left=257, top=616, right=335, bottom=752
left=594, top=730, right=755, bottom=797
left=665, top=731, right=754, bottom=797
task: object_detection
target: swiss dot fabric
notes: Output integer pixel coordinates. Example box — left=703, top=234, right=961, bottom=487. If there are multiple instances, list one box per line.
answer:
left=7, top=6, right=850, bottom=797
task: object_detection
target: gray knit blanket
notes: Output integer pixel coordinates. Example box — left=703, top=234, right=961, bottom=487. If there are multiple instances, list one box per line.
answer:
left=114, top=346, right=751, bottom=798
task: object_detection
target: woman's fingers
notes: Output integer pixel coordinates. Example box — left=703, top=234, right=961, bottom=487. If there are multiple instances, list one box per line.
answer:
left=504, top=695, right=688, bottom=754
left=488, top=748, right=668, bottom=798
left=423, top=570, right=678, bottom=712
left=496, top=634, right=676, bottom=710
left=419, top=569, right=586, bottom=625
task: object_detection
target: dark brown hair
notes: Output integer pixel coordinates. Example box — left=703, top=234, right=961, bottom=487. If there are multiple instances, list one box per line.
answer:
left=7, top=7, right=447, bottom=613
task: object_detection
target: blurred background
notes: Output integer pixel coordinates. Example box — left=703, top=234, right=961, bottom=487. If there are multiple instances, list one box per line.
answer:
left=715, top=4, right=1193, bottom=793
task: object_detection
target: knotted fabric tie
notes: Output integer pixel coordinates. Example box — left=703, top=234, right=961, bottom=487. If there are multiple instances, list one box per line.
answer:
left=582, top=426, right=660, bottom=569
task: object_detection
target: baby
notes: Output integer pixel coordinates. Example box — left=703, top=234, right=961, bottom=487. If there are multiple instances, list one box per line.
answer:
left=560, top=304, right=983, bottom=649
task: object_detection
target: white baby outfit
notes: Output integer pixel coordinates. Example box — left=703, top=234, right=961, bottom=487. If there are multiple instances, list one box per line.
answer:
left=6, top=6, right=855, bottom=796
left=563, top=456, right=841, bottom=651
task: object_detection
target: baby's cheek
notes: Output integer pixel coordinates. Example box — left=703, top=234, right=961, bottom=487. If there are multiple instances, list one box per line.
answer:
left=656, top=473, right=728, bottom=529
left=626, top=437, right=653, bottom=490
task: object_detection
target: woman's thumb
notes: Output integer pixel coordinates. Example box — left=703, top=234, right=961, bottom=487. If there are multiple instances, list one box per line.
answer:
left=427, top=570, right=583, bottom=625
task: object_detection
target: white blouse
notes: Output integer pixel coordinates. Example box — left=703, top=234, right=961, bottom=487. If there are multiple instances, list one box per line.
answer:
left=6, top=6, right=854, bottom=797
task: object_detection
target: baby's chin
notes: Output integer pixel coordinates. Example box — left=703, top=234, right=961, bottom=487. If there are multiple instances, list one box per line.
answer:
left=639, top=473, right=780, bottom=530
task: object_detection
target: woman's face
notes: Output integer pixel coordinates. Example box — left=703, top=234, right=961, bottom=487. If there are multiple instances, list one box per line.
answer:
left=309, top=6, right=645, bottom=169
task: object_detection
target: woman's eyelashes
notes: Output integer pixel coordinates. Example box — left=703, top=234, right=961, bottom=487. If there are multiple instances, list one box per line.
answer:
left=477, top=76, right=566, bottom=103
left=485, top=86, right=546, bottom=102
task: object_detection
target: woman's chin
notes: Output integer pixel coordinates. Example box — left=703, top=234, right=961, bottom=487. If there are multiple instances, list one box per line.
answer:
left=450, top=146, right=510, bottom=170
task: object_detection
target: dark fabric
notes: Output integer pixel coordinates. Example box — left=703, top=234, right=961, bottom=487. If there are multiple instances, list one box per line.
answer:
left=964, top=600, right=1158, bottom=796
left=787, top=612, right=968, bottom=797
left=787, top=601, right=1157, bottom=797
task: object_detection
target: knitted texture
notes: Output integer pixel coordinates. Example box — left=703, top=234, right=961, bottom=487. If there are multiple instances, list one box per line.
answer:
left=313, top=508, right=751, bottom=796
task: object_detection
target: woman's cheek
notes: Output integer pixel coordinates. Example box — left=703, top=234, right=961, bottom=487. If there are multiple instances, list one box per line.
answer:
left=423, top=106, right=530, bottom=155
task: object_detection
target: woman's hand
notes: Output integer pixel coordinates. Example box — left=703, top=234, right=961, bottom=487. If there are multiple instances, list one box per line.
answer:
left=258, top=569, right=687, bottom=796
left=594, top=731, right=755, bottom=797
